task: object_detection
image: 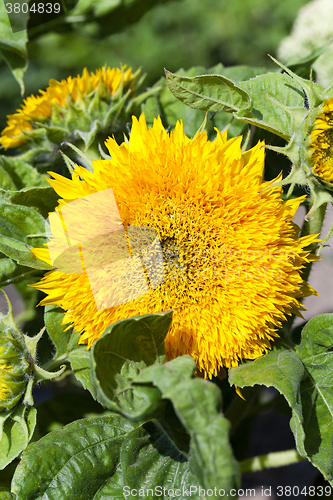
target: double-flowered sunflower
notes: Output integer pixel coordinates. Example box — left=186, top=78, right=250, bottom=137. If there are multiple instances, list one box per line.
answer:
left=31, top=114, right=318, bottom=378
left=310, top=97, right=333, bottom=184
left=0, top=66, right=137, bottom=150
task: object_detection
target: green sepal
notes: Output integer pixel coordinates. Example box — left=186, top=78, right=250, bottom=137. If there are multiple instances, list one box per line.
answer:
left=66, top=105, right=92, bottom=134
left=0, top=291, right=25, bottom=347
left=22, top=328, right=45, bottom=360
left=22, top=328, right=66, bottom=383
left=31, top=363, right=66, bottom=384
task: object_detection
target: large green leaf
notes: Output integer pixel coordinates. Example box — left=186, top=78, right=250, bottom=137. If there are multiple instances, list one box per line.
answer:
left=0, top=3, right=28, bottom=93
left=90, top=312, right=173, bottom=420
left=43, top=305, right=95, bottom=395
left=0, top=405, right=36, bottom=470
left=229, top=314, right=333, bottom=485
left=165, top=68, right=317, bottom=141
left=237, top=72, right=310, bottom=139
left=0, top=199, right=51, bottom=270
left=166, top=70, right=252, bottom=114
left=0, top=157, right=48, bottom=191
left=145, top=65, right=266, bottom=139
left=12, top=414, right=199, bottom=500
left=135, top=355, right=241, bottom=492
left=0, top=187, right=58, bottom=219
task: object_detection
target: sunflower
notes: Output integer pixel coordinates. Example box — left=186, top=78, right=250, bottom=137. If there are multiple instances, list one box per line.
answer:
left=0, top=66, right=137, bottom=150
left=31, top=114, right=318, bottom=378
left=310, top=97, right=333, bottom=184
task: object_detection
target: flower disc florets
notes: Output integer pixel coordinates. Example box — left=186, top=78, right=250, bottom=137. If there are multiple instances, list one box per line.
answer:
left=31, top=114, right=319, bottom=378
left=310, top=97, right=333, bottom=184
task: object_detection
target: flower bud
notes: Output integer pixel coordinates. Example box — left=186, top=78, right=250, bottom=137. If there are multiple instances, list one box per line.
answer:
left=0, top=66, right=146, bottom=170
left=0, top=335, right=28, bottom=411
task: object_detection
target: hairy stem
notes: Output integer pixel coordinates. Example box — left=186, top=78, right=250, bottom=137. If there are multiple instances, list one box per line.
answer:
left=240, top=449, right=304, bottom=473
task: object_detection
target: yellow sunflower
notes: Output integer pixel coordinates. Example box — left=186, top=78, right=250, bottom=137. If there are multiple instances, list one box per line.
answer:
left=310, top=97, right=333, bottom=184
left=0, top=66, right=137, bottom=150
left=31, top=114, right=319, bottom=378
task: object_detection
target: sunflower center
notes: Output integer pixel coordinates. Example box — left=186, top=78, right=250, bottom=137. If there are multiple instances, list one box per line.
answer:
left=160, top=237, right=185, bottom=281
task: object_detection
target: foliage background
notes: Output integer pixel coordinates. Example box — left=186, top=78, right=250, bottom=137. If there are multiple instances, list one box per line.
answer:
left=0, top=0, right=310, bottom=132
left=2, top=0, right=333, bottom=497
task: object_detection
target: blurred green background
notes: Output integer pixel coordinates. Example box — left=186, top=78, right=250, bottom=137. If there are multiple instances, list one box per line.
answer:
left=0, top=0, right=310, bottom=132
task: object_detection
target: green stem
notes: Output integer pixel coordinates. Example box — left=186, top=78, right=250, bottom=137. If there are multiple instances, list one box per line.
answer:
left=301, top=202, right=326, bottom=257
left=240, top=449, right=304, bottom=473
left=284, top=201, right=326, bottom=333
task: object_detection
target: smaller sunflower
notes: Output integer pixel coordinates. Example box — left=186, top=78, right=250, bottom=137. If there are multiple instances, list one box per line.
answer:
left=310, top=97, right=333, bottom=184
left=0, top=66, right=139, bottom=150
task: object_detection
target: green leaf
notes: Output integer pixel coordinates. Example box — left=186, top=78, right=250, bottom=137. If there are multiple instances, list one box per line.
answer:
left=12, top=414, right=199, bottom=499
left=211, top=64, right=267, bottom=83
left=0, top=157, right=48, bottom=191
left=230, top=314, right=333, bottom=485
left=285, top=43, right=330, bottom=79
left=166, top=70, right=252, bottom=114
left=0, top=405, right=36, bottom=470
left=90, top=312, right=173, bottom=420
left=0, top=491, right=16, bottom=499
left=68, top=349, right=95, bottom=396
left=0, top=187, right=59, bottom=219
left=145, top=66, right=255, bottom=139
left=0, top=256, right=36, bottom=289
left=43, top=305, right=95, bottom=395
left=0, top=3, right=28, bottom=93
left=0, top=199, right=51, bottom=270
left=135, top=355, right=241, bottom=492
left=44, top=305, right=79, bottom=359
left=237, top=72, right=309, bottom=139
